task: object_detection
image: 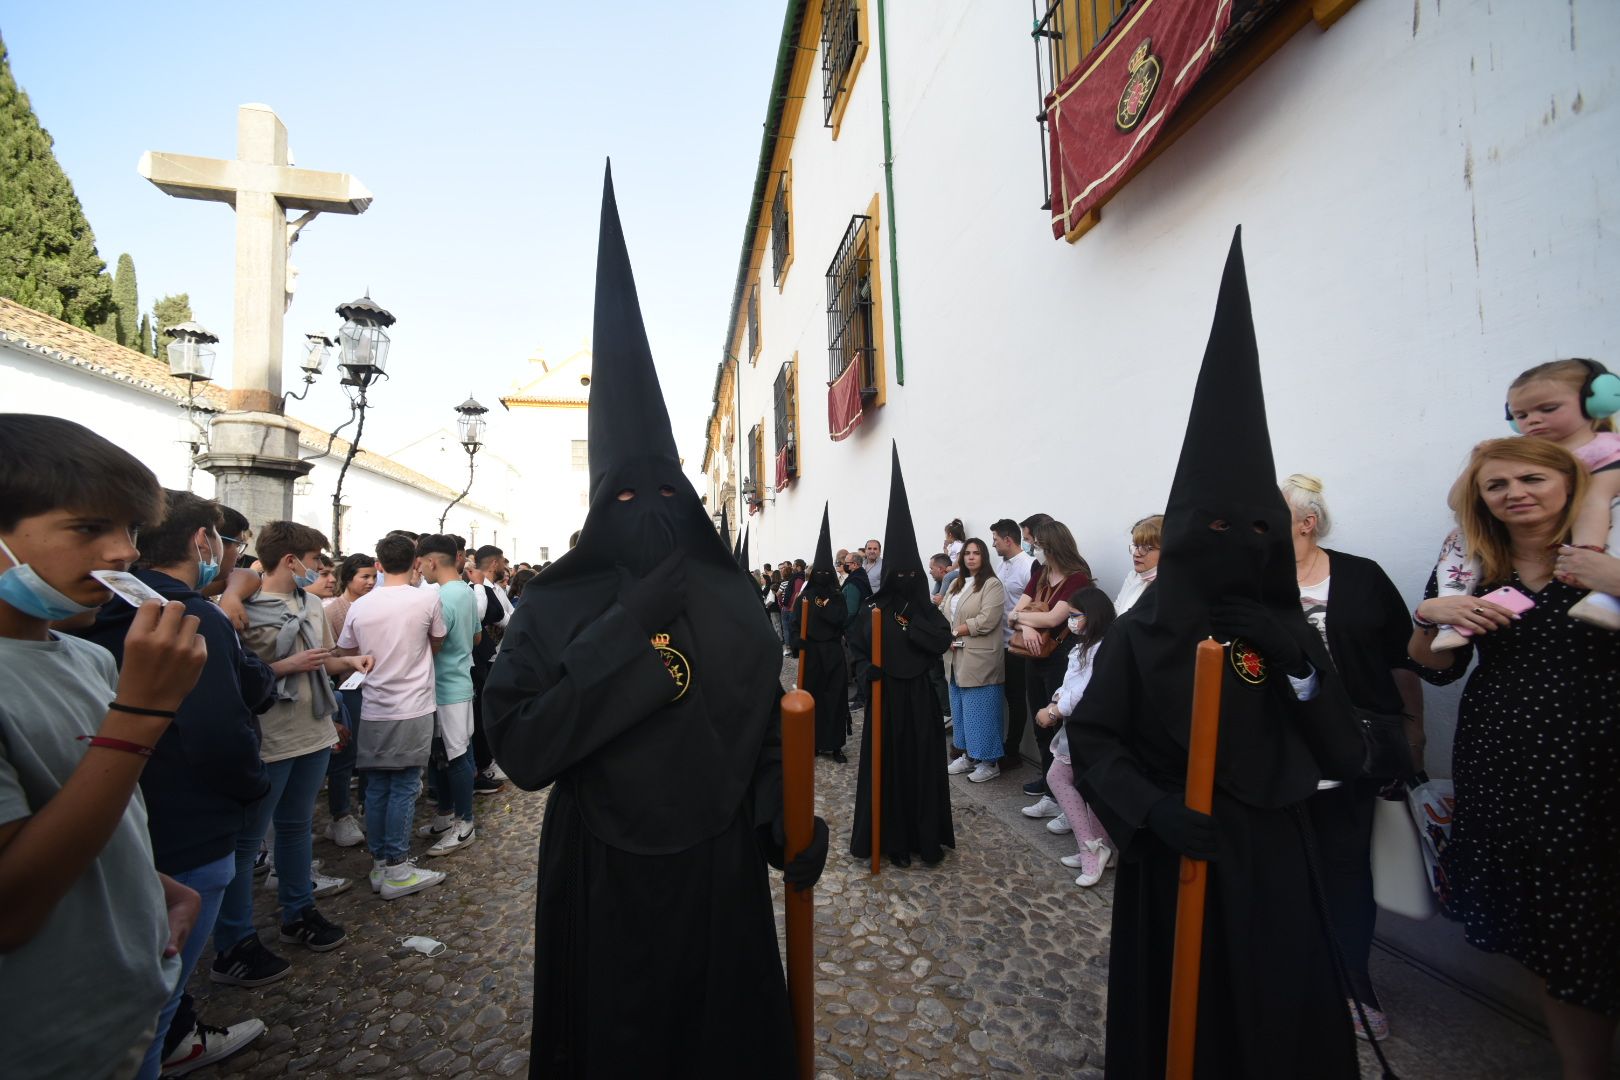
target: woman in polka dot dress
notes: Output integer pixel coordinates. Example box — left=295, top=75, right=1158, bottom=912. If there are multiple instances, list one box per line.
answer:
left=1410, top=438, right=1620, bottom=1077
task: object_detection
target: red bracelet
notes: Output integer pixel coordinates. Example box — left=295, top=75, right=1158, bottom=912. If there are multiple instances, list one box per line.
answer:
left=1568, top=544, right=1609, bottom=554
left=77, top=735, right=155, bottom=758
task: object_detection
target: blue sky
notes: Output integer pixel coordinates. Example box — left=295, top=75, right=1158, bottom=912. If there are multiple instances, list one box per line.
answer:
left=2, top=2, right=784, bottom=473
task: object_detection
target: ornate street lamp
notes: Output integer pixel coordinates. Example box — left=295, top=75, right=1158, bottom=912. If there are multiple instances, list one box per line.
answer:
left=331, top=292, right=396, bottom=553
left=439, top=396, right=489, bottom=530
left=165, top=321, right=219, bottom=490
left=284, top=331, right=335, bottom=403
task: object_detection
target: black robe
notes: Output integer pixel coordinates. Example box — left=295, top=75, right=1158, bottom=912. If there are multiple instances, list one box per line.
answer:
left=847, top=593, right=955, bottom=864
left=795, top=591, right=851, bottom=753
left=1066, top=606, right=1358, bottom=1079
left=484, top=567, right=795, bottom=1079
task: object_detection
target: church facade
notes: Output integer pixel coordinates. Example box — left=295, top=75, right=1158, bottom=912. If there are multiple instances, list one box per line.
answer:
left=698, top=0, right=1620, bottom=1018
left=0, top=297, right=509, bottom=552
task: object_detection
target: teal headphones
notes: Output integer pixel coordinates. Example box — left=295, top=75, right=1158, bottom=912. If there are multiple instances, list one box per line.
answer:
left=1505, top=359, right=1620, bottom=432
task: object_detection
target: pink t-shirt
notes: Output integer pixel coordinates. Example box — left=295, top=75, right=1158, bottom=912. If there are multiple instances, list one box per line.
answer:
left=1575, top=431, right=1620, bottom=472
left=337, top=583, right=446, bottom=721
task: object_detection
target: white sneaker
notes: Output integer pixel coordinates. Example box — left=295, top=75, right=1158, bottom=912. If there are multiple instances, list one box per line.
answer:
left=380, top=860, right=445, bottom=900
left=1047, top=813, right=1072, bottom=835
left=311, top=870, right=352, bottom=899
left=427, top=822, right=476, bottom=857
left=1075, top=839, right=1113, bottom=887
left=368, top=859, right=386, bottom=894
left=486, top=763, right=509, bottom=782
left=416, top=813, right=455, bottom=839
left=326, top=815, right=365, bottom=847
left=1022, top=795, right=1060, bottom=819
left=968, top=762, right=1000, bottom=783
left=1059, top=852, right=1085, bottom=869
left=947, top=756, right=974, bottom=776
left=265, top=859, right=325, bottom=891
left=1569, top=590, right=1620, bottom=630
left=160, top=1017, right=266, bottom=1076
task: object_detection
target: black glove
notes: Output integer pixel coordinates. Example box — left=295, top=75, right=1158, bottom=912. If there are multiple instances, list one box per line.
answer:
left=861, top=663, right=885, bottom=687
left=1209, top=598, right=1309, bottom=677
left=1145, top=795, right=1219, bottom=861
left=620, top=550, right=687, bottom=633
left=772, top=816, right=830, bottom=892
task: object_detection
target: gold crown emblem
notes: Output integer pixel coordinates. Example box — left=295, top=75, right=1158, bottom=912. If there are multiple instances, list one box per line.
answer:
left=651, top=633, right=671, bottom=649
left=1128, top=39, right=1152, bottom=72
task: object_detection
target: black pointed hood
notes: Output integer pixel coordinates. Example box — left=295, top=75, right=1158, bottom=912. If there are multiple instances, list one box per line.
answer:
left=718, top=503, right=732, bottom=556
left=807, top=503, right=838, bottom=595
left=739, top=527, right=751, bottom=574
left=875, top=442, right=928, bottom=604
left=1141, top=227, right=1297, bottom=626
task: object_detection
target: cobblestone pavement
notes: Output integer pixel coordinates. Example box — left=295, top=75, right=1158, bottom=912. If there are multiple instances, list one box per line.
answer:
left=188, top=661, right=1561, bottom=1078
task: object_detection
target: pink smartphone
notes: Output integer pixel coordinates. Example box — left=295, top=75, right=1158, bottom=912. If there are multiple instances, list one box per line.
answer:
left=1453, top=585, right=1535, bottom=637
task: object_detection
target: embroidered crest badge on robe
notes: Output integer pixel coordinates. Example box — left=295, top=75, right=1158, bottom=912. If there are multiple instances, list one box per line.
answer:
left=652, top=633, right=692, bottom=701
left=1229, top=638, right=1267, bottom=685
left=1116, top=39, right=1162, bottom=132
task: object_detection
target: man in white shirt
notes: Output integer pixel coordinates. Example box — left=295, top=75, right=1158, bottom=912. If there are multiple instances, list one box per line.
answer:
left=992, top=520, right=1035, bottom=771
left=862, top=539, right=883, bottom=594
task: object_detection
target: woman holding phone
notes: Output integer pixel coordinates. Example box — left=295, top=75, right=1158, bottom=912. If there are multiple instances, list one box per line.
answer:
left=1410, top=438, right=1619, bottom=1078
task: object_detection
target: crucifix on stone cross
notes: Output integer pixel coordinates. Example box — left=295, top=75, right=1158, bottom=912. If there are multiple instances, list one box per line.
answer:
left=139, top=103, right=373, bottom=414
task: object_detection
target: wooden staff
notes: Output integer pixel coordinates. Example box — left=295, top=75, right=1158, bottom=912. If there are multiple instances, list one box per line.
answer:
left=868, top=605, right=883, bottom=875
left=1165, top=639, right=1225, bottom=1080
left=780, top=688, right=816, bottom=1080
left=797, top=599, right=809, bottom=691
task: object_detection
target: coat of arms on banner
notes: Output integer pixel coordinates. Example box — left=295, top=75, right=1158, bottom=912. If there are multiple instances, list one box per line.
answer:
left=1116, top=39, right=1163, bottom=132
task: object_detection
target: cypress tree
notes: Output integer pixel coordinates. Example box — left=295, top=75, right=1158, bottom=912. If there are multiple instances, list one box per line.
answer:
left=152, top=293, right=193, bottom=358
left=112, top=253, right=138, bottom=347
left=0, top=33, right=115, bottom=329
left=137, top=312, right=152, bottom=356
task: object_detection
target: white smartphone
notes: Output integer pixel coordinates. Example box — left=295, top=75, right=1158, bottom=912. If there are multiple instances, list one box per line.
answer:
left=90, top=570, right=168, bottom=608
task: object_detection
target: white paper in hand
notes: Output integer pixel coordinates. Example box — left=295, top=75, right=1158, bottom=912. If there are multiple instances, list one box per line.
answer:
left=90, top=570, right=169, bottom=608
left=339, top=670, right=366, bottom=691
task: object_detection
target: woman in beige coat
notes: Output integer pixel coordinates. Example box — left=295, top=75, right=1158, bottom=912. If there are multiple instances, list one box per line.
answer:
left=942, top=539, right=1008, bottom=783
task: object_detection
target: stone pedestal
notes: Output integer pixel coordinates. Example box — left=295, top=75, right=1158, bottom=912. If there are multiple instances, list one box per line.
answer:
left=195, top=412, right=313, bottom=537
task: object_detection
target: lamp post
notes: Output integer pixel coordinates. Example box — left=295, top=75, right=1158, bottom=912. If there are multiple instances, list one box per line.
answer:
left=330, top=292, right=395, bottom=554
left=439, top=396, right=489, bottom=531
left=284, top=331, right=334, bottom=403
left=166, top=321, right=219, bottom=491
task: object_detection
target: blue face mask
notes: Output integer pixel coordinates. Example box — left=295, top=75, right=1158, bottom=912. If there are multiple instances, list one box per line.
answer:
left=293, top=560, right=319, bottom=589
left=196, top=539, right=221, bottom=590
left=0, top=535, right=98, bottom=621
left=1021, top=540, right=1034, bottom=556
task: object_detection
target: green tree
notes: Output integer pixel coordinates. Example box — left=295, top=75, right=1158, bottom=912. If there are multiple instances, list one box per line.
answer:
left=136, top=312, right=152, bottom=356
left=112, top=253, right=138, bottom=347
left=152, top=293, right=192, bottom=358
left=0, top=33, right=115, bottom=329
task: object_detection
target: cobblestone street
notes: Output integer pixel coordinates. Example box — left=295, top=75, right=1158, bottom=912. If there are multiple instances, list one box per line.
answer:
left=188, top=662, right=1564, bottom=1078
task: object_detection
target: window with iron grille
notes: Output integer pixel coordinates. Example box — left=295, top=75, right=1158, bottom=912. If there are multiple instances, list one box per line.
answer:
left=826, top=214, right=877, bottom=395
left=822, top=0, right=861, bottom=127
left=570, top=439, right=588, bottom=470
left=1031, top=0, right=1135, bottom=208
left=771, top=173, right=792, bottom=285
left=747, top=284, right=760, bottom=361
left=774, top=359, right=798, bottom=485
left=745, top=423, right=762, bottom=506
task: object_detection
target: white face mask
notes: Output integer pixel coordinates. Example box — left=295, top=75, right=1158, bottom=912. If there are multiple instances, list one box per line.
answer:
left=1067, top=614, right=1084, bottom=635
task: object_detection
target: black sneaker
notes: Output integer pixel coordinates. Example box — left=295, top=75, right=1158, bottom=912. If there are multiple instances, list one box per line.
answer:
left=210, top=934, right=291, bottom=986
left=278, top=906, right=346, bottom=952
left=1022, top=778, right=1050, bottom=797
left=473, top=770, right=506, bottom=796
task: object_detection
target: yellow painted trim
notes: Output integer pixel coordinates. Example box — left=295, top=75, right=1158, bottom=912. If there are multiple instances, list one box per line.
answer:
left=1061, top=0, right=1359, bottom=245
left=790, top=350, right=801, bottom=481
left=827, top=0, right=871, bottom=141
left=771, top=159, right=795, bottom=292
left=863, top=193, right=887, bottom=409
left=499, top=397, right=589, bottom=410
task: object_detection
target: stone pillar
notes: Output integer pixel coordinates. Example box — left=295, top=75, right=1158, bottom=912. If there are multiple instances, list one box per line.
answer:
left=194, top=412, right=313, bottom=537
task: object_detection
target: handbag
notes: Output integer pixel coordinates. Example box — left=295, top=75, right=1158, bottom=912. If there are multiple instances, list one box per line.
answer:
left=1354, top=706, right=1417, bottom=781
left=1371, top=790, right=1437, bottom=919
left=1406, top=775, right=1456, bottom=910
left=1008, top=577, right=1069, bottom=660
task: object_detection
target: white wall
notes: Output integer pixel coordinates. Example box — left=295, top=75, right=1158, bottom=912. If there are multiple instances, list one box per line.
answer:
left=717, top=0, right=1620, bottom=1015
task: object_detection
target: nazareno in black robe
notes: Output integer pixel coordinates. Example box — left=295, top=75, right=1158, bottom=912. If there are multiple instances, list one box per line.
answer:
left=847, top=445, right=956, bottom=866
left=1066, top=230, right=1363, bottom=1079
left=796, top=505, right=851, bottom=755
left=484, top=163, right=797, bottom=1079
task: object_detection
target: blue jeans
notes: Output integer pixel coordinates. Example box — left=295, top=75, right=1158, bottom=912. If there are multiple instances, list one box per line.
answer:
left=328, top=689, right=362, bottom=817
left=138, top=852, right=235, bottom=1079
left=365, top=769, right=422, bottom=863
left=430, top=751, right=476, bottom=823
left=214, top=747, right=332, bottom=950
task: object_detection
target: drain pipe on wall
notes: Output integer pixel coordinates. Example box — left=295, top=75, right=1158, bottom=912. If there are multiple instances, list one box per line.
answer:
left=875, top=0, right=905, bottom=386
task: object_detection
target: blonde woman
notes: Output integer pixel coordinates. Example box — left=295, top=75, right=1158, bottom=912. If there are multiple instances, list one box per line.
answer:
left=1114, top=515, right=1163, bottom=614
left=1410, top=440, right=1618, bottom=1076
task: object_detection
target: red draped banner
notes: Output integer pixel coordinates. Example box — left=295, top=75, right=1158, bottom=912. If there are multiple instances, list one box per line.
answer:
left=1047, top=0, right=1232, bottom=238
left=775, top=445, right=792, bottom=492
left=827, top=359, right=864, bottom=442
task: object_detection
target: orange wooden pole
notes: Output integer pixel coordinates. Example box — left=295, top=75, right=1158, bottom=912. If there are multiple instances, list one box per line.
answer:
left=780, top=687, right=816, bottom=1080
left=1165, top=639, right=1225, bottom=1080
left=796, top=600, right=809, bottom=691
left=868, top=605, right=883, bottom=876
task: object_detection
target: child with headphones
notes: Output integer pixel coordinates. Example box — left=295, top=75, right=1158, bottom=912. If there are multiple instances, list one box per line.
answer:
left=1429, top=358, right=1620, bottom=645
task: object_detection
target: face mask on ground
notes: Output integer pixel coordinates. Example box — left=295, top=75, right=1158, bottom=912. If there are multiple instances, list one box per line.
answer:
left=0, top=535, right=98, bottom=621
left=196, top=538, right=221, bottom=590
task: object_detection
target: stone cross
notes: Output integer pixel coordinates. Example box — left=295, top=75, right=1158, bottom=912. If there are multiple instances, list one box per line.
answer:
left=138, top=103, right=372, bottom=414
